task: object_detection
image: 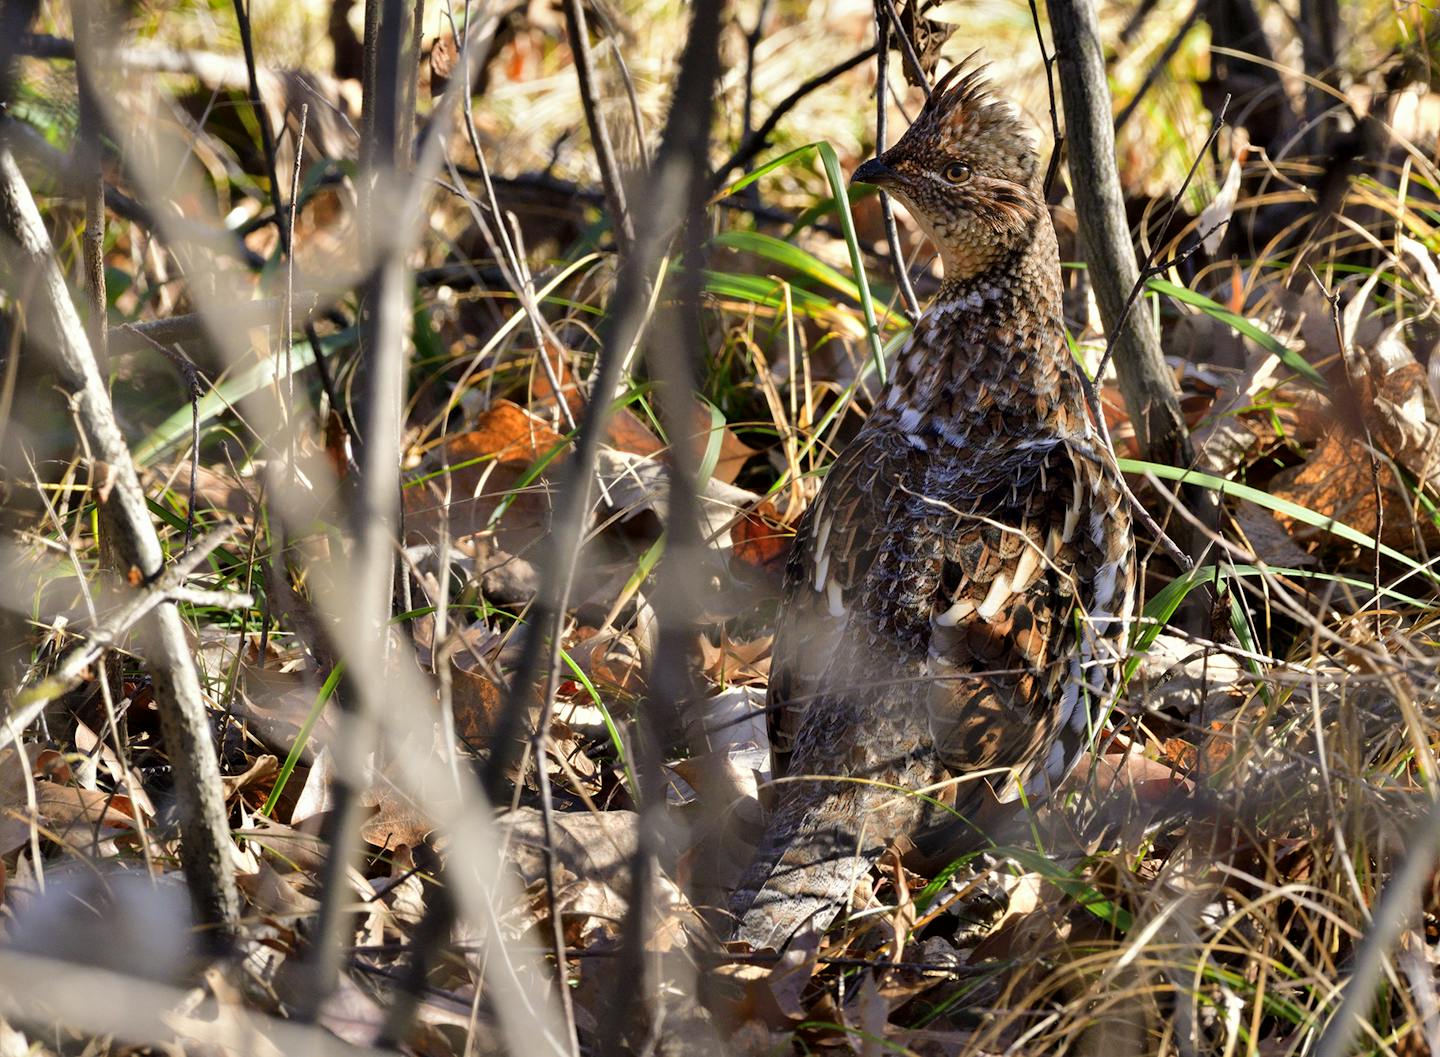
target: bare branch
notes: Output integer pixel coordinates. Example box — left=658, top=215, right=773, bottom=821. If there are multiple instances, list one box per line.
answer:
left=1049, top=0, right=1194, bottom=468
left=872, top=5, right=921, bottom=321
left=562, top=0, right=634, bottom=255
left=0, top=142, right=241, bottom=936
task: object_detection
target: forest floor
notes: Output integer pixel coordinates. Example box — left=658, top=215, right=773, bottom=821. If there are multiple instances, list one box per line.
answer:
left=2, top=0, right=1440, bottom=1054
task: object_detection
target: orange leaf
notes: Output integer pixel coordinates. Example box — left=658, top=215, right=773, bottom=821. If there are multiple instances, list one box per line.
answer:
left=731, top=500, right=792, bottom=580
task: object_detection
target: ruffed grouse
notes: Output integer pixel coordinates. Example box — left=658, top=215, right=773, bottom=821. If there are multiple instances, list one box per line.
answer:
left=729, top=61, right=1136, bottom=951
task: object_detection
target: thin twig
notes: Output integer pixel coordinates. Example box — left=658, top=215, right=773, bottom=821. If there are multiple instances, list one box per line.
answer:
left=531, top=721, right=579, bottom=1054
left=10, top=523, right=245, bottom=724
left=476, top=11, right=735, bottom=1047
left=230, top=0, right=289, bottom=257
left=73, top=0, right=108, bottom=372
left=1092, top=96, right=1229, bottom=386
left=562, top=0, right=634, bottom=255
left=877, top=0, right=931, bottom=96
left=0, top=145, right=240, bottom=935
left=714, top=45, right=879, bottom=185
left=585, top=3, right=650, bottom=172
left=109, top=294, right=321, bottom=354
left=594, top=4, right=727, bottom=1054
left=444, top=10, right=577, bottom=434
left=872, top=5, right=921, bottom=322
left=1026, top=0, right=1065, bottom=197
left=116, top=324, right=206, bottom=551
left=1051, top=0, right=1192, bottom=470
left=306, top=320, right=359, bottom=457
left=299, top=0, right=410, bottom=1021
left=284, top=104, right=310, bottom=447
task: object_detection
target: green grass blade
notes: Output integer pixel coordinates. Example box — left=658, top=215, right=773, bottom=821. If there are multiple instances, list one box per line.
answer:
left=816, top=142, right=887, bottom=383
left=1147, top=278, right=1327, bottom=389
left=710, top=229, right=861, bottom=302
left=711, top=142, right=824, bottom=201
left=134, top=327, right=353, bottom=467
left=1119, top=459, right=1437, bottom=588
left=260, top=662, right=345, bottom=818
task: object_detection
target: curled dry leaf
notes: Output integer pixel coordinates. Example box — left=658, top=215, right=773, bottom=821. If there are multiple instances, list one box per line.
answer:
left=730, top=499, right=792, bottom=582
left=360, top=780, right=434, bottom=853
left=405, top=398, right=568, bottom=556
left=235, top=667, right=336, bottom=765
left=12, top=783, right=144, bottom=854
left=1232, top=505, right=1316, bottom=570
left=699, top=633, right=773, bottom=687
left=451, top=648, right=504, bottom=749
left=237, top=858, right=323, bottom=920
left=427, top=32, right=457, bottom=98
left=1270, top=429, right=1439, bottom=551
left=1198, top=150, right=1243, bottom=255
left=0, top=743, right=42, bottom=856
left=1128, top=631, right=1246, bottom=719
left=1064, top=746, right=1194, bottom=840
left=498, top=806, right=639, bottom=888
left=241, top=815, right=330, bottom=874
left=499, top=807, right=693, bottom=952
left=569, top=625, right=645, bottom=696
left=533, top=347, right=756, bottom=482
left=1269, top=296, right=1440, bottom=551
left=222, top=754, right=279, bottom=802
left=595, top=446, right=761, bottom=554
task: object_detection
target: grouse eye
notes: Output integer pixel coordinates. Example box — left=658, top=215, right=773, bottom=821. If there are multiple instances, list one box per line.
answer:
left=942, top=161, right=972, bottom=184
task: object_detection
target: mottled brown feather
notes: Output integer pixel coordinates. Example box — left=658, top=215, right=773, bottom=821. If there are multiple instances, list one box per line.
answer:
left=729, top=58, right=1136, bottom=952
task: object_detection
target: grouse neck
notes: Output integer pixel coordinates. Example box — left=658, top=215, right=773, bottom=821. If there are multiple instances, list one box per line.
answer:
left=873, top=222, right=1083, bottom=448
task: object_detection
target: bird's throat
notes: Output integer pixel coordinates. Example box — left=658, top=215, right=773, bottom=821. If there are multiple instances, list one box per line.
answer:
left=875, top=221, right=1084, bottom=448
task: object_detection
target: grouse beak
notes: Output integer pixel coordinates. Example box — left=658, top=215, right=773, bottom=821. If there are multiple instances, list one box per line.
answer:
left=851, top=157, right=898, bottom=188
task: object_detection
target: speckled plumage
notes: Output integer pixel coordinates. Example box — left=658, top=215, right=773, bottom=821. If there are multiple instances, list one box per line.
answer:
left=729, top=61, right=1136, bottom=952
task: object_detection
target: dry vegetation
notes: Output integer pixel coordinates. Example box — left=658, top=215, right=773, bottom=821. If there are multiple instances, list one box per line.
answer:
left=1, top=0, right=1439, bottom=1054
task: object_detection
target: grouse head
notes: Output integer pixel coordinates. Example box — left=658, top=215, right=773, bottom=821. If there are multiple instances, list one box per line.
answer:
left=853, top=58, right=1045, bottom=281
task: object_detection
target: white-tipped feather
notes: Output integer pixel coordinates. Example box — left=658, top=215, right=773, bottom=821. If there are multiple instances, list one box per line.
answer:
left=934, top=598, right=977, bottom=627
left=1011, top=545, right=1041, bottom=595
left=976, top=572, right=1012, bottom=621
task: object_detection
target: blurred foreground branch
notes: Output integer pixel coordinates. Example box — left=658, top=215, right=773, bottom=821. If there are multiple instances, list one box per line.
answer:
left=562, top=0, right=633, bottom=255
left=604, top=0, right=728, bottom=1046
left=11, top=524, right=245, bottom=721
left=0, top=142, right=240, bottom=937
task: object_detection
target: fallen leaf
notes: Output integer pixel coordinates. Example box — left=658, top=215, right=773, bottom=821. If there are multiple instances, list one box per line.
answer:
left=498, top=806, right=639, bottom=889
left=532, top=348, right=754, bottom=481
left=730, top=500, right=792, bottom=581
left=428, top=33, right=457, bottom=97
left=240, top=815, right=329, bottom=873
left=0, top=744, right=42, bottom=856
left=405, top=399, right=569, bottom=556
left=1233, top=505, right=1316, bottom=569
left=596, top=446, right=760, bottom=555
left=31, top=783, right=140, bottom=852
left=360, top=779, right=433, bottom=853
left=1270, top=429, right=1438, bottom=550
left=223, top=755, right=279, bottom=801
left=700, top=633, right=773, bottom=686
left=451, top=650, right=504, bottom=749
left=237, top=858, right=323, bottom=920
left=1198, top=149, right=1243, bottom=255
